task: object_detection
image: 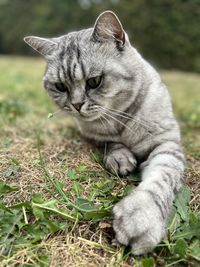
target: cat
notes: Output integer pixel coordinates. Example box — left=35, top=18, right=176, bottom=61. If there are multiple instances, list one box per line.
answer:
left=24, top=11, right=185, bottom=255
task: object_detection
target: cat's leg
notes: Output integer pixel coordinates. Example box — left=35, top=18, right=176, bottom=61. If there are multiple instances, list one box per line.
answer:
left=104, top=143, right=137, bottom=175
left=113, top=141, right=185, bottom=255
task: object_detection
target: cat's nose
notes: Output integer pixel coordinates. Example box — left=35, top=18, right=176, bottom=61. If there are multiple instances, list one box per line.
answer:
left=72, top=102, right=84, bottom=112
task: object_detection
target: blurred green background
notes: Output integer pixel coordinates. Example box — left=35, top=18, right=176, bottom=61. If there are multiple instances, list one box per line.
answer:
left=0, top=0, right=200, bottom=72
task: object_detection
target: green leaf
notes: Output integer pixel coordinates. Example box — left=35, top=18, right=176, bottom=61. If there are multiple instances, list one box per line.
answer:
left=141, top=257, right=155, bottom=267
left=0, top=200, right=12, bottom=212
left=3, top=165, right=20, bottom=177
left=3, top=168, right=14, bottom=177
left=32, top=159, right=41, bottom=165
left=67, top=170, right=78, bottom=180
left=76, top=198, right=96, bottom=211
left=38, top=255, right=49, bottom=267
left=90, top=150, right=103, bottom=163
left=32, top=199, right=76, bottom=221
left=32, top=194, right=46, bottom=204
left=188, top=240, right=200, bottom=262
left=174, top=186, right=190, bottom=221
left=84, top=209, right=112, bottom=220
left=123, top=184, right=135, bottom=196
left=172, top=212, right=200, bottom=240
left=94, top=180, right=115, bottom=195
left=9, top=201, right=31, bottom=209
left=10, top=157, right=20, bottom=166
left=75, top=163, right=88, bottom=173
left=0, top=210, right=23, bottom=253
left=72, top=182, right=83, bottom=196
left=0, top=182, right=19, bottom=195
left=127, top=172, right=141, bottom=182
left=43, top=219, right=65, bottom=233
left=173, top=238, right=188, bottom=258
left=32, top=205, right=46, bottom=220
left=168, top=206, right=181, bottom=235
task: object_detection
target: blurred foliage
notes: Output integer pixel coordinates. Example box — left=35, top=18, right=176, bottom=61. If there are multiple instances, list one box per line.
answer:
left=0, top=0, right=199, bottom=72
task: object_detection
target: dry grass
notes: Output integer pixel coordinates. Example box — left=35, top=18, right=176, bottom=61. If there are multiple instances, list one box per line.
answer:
left=186, top=156, right=200, bottom=212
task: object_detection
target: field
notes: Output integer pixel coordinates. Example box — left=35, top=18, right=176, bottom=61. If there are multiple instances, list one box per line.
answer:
left=0, top=56, right=200, bottom=267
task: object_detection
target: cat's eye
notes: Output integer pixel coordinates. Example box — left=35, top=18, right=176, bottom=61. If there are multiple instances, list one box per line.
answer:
left=86, top=76, right=102, bottom=89
left=55, top=82, right=68, bottom=92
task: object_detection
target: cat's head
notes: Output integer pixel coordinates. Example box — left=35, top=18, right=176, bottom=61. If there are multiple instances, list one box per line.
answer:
left=24, top=11, right=139, bottom=122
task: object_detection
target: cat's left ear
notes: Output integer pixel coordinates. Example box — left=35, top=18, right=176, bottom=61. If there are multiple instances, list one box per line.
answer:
left=93, top=11, right=125, bottom=46
left=24, top=36, right=58, bottom=58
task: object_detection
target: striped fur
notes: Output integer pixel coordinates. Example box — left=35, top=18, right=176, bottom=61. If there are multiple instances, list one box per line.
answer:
left=24, top=11, right=185, bottom=255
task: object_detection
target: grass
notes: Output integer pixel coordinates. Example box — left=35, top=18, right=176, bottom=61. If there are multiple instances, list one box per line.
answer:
left=0, top=55, right=200, bottom=267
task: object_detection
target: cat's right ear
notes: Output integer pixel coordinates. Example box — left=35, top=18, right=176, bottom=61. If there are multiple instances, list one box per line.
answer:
left=24, top=36, right=57, bottom=58
left=93, top=11, right=125, bottom=46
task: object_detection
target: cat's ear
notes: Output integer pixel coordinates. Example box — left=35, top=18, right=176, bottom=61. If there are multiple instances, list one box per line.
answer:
left=24, top=36, right=57, bottom=57
left=93, top=11, right=125, bottom=46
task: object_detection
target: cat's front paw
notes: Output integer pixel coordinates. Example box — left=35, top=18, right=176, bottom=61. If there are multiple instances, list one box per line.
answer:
left=113, top=190, right=166, bottom=255
left=104, top=147, right=136, bottom=176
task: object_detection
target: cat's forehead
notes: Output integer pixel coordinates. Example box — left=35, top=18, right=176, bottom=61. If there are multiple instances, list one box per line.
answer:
left=46, top=28, right=122, bottom=83
left=56, top=29, right=92, bottom=69
left=51, top=30, right=107, bottom=81
left=58, top=28, right=114, bottom=60
left=59, top=29, right=92, bottom=52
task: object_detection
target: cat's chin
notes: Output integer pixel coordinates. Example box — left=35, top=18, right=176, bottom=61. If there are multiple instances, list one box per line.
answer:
left=79, top=114, right=101, bottom=122
left=62, top=109, right=100, bottom=122
left=72, top=112, right=101, bottom=122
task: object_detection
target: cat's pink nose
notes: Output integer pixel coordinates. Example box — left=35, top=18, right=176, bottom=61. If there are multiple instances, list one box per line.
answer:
left=72, top=102, right=83, bottom=112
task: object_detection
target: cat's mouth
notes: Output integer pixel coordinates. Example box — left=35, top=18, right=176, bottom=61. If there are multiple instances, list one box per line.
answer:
left=63, top=107, right=101, bottom=122
left=78, top=112, right=101, bottom=122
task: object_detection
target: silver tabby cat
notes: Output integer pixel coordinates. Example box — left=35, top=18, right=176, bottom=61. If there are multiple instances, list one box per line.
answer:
left=24, top=11, right=185, bottom=255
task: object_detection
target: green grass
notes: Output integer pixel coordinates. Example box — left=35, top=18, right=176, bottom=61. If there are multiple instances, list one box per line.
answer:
left=0, top=56, right=200, bottom=267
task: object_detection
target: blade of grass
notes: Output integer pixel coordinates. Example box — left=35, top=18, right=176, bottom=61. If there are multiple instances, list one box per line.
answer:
left=77, top=237, right=115, bottom=253
left=0, top=211, right=23, bottom=255
left=32, top=202, right=76, bottom=221
left=22, top=206, right=28, bottom=224
left=35, top=132, right=95, bottom=214
left=165, top=259, right=186, bottom=267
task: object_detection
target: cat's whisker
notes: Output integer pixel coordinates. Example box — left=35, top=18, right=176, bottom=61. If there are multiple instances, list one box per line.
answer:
left=97, top=106, right=154, bottom=137
left=48, top=109, right=64, bottom=118
left=99, top=109, right=137, bottom=137
left=99, top=115, right=108, bottom=132
left=106, top=106, right=165, bottom=116
left=53, top=109, right=63, bottom=115
left=100, top=113, right=118, bottom=134
left=98, top=115, right=110, bottom=157
left=93, top=105, right=120, bottom=134
left=100, top=106, right=152, bottom=131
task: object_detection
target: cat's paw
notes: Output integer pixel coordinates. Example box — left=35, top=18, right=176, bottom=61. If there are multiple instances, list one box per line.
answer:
left=113, top=190, right=166, bottom=255
left=104, top=147, right=136, bottom=175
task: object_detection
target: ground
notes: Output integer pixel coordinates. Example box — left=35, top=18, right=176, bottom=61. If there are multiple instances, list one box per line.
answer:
left=0, top=56, right=200, bottom=267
